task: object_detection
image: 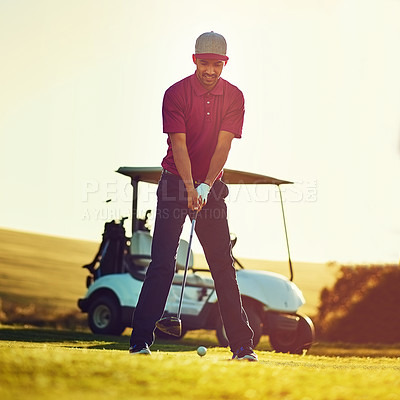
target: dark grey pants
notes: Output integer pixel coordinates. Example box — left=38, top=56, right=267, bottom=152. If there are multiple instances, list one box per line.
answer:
left=130, top=172, right=253, bottom=352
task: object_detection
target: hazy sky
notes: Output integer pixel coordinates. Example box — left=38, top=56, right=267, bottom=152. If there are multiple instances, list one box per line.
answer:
left=1, top=0, right=399, bottom=264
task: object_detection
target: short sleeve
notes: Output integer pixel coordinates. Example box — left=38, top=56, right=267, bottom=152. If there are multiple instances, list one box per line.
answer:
left=162, top=87, right=186, bottom=134
left=220, top=89, right=245, bottom=138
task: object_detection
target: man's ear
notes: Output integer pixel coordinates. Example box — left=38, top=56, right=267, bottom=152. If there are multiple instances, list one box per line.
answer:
left=192, top=54, right=197, bottom=64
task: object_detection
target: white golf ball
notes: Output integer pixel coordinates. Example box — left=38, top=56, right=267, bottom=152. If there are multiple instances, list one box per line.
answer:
left=197, top=346, right=207, bottom=357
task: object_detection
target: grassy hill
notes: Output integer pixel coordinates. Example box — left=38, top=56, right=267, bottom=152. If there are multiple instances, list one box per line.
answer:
left=0, top=228, right=337, bottom=325
left=0, top=228, right=97, bottom=311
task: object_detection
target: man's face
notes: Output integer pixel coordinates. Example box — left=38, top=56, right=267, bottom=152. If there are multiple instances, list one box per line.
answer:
left=193, top=56, right=225, bottom=90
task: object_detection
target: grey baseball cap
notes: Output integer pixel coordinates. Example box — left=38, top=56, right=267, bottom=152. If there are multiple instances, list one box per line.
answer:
left=194, top=31, right=229, bottom=61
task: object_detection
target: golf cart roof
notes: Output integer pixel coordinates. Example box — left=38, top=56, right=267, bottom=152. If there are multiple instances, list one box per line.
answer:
left=116, top=167, right=293, bottom=186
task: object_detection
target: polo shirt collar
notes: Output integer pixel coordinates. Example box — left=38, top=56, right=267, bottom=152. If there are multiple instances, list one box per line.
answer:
left=191, top=73, right=224, bottom=96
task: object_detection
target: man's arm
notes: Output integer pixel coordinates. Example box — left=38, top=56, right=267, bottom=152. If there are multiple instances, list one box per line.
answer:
left=204, top=130, right=235, bottom=187
left=169, top=133, right=199, bottom=210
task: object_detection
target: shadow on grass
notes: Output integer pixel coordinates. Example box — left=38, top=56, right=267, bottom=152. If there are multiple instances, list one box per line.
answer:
left=3, top=325, right=400, bottom=357
left=0, top=326, right=124, bottom=344
left=0, top=325, right=218, bottom=353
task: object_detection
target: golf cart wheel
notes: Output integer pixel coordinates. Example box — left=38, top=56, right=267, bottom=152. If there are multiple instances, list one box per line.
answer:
left=88, top=295, right=125, bottom=335
left=269, top=314, right=315, bottom=355
left=216, top=307, right=263, bottom=348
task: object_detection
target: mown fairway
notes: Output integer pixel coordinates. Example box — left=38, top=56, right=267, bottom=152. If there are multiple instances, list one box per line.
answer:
left=1, top=326, right=400, bottom=400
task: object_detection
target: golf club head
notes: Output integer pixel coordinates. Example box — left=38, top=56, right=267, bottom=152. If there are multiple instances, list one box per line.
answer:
left=156, top=316, right=182, bottom=337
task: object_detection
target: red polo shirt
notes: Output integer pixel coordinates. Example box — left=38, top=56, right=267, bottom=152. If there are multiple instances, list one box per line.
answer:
left=161, top=73, right=245, bottom=182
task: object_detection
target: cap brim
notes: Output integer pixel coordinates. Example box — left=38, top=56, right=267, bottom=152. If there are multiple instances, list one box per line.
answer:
left=194, top=53, right=229, bottom=61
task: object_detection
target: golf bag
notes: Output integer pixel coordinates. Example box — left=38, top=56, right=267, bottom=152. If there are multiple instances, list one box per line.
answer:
left=82, top=219, right=128, bottom=281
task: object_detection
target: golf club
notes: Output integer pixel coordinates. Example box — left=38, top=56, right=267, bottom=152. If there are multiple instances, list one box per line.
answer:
left=156, top=209, right=199, bottom=337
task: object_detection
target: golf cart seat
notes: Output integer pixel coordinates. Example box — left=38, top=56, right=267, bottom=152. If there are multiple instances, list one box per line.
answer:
left=172, top=272, right=215, bottom=289
left=130, top=231, right=152, bottom=268
left=130, top=230, right=195, bottom=270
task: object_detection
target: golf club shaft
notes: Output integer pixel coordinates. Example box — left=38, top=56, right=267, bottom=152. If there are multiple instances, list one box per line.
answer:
left=177, top=210, right=198, bottom=319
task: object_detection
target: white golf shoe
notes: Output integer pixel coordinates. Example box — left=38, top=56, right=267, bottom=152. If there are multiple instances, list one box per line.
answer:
left=232, top=346, right=258, bottom=362
left=129, top=343, right=151, bottom=355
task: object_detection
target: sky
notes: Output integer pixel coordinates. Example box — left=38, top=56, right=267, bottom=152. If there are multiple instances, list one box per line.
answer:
left=0, top=0, right=399, bottom=264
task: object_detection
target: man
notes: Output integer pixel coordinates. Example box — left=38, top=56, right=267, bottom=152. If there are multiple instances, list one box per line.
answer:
left=129, top=32, right=257, bottom=361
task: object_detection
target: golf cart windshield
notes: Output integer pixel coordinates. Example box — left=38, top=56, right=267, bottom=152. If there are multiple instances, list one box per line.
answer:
left=117, top=166, right=295, bottom=280
left=116, top=166, right=292, bottom=234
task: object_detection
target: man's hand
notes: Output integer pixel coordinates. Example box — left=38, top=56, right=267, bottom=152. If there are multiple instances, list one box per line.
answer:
left=187, top=186, right=200, bottom=210
left=196, top=183, right=210, bottom=208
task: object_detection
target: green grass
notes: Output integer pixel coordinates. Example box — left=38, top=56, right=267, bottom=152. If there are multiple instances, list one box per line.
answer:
left=4, top=228, right=399, bottom=399
left=1, top=325, right=400, bottom=400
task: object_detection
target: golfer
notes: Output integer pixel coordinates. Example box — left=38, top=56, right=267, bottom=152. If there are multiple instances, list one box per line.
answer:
left=129, top=32, right=257, bottom=361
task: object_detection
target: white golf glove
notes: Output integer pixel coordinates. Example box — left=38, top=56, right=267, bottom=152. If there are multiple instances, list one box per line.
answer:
left=196, top=183, right=210, bottom=207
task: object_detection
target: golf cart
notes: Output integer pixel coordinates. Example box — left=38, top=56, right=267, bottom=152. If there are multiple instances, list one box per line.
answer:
left=78, top=167, right=315, bottom=354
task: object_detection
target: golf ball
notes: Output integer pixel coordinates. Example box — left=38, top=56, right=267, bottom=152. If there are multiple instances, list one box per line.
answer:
left=197, top=346, right=207, bottom=357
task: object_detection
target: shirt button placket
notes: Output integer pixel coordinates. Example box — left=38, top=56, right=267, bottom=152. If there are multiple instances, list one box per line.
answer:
left=205, top=96, right=211, bottom=120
